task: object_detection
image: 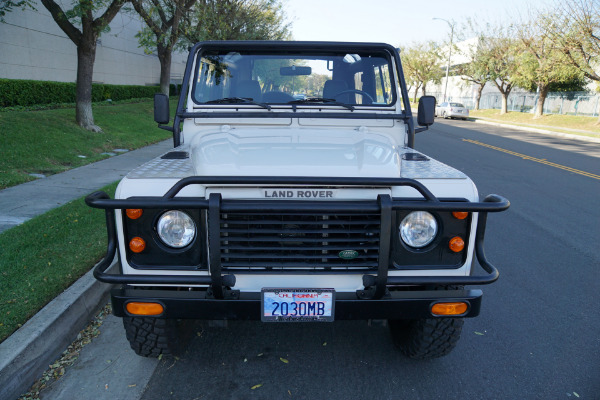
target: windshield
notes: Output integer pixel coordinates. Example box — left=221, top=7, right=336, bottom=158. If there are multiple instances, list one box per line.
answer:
left=192, top=49, right=396, bottom=107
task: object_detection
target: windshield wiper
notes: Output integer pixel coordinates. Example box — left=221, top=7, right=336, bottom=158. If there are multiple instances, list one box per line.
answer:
left=288, top=97, right=355, bottom=111
left=205, top=97, right=271, bottom=110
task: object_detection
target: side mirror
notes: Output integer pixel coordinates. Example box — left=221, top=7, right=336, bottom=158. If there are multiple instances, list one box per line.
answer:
left=154, top=93, right=170, bottom=124
left=417, top=95, right=436, bottom=127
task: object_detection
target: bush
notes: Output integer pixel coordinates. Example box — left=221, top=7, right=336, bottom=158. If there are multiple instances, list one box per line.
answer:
left=0, top=79, right=170, bottom=107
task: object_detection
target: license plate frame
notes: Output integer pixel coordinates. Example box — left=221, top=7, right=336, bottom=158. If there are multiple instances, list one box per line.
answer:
left=261, top=288, right=335, bottom=322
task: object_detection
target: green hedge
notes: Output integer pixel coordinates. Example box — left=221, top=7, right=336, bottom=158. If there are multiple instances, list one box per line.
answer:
left=0, top=79, right=180, bottom=107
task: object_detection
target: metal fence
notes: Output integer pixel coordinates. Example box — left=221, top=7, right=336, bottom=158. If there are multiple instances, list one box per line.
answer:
left=433, top=91, right=600, bottom=116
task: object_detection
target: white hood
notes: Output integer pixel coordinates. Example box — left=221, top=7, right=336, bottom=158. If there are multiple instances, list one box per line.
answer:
left=189, top=127, right=401, bottom=178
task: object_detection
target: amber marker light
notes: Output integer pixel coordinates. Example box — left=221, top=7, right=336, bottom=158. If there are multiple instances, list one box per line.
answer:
left=129, top=237, right=146, bottom=253
left=452, top=211, right=469, bottom=220
left=449, top=236, right=465, bottom=253
left=126, top=302, right=164, bottom=316
left=432, top=302, right=468, bottom=316
left=126, top=209, right=143, bottom=219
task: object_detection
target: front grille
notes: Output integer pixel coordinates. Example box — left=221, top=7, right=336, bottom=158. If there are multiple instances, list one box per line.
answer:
left=219, top=210, right=381, bottom=271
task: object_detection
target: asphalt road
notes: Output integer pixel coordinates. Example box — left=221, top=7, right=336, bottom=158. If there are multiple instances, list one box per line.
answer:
left=41, top=119, right=600, bottom=400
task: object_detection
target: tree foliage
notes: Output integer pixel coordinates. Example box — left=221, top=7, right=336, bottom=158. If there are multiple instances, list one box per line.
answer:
left=546, top=0, right=600, bottom=82
left=474, top=24, right=520, bottom=114
left=514, top=10, right=586, bottom=118
left=401, top=42, right=443, bottom=102
left=182, top=0, right=291, bottom=43
left=0, top=0, right=36, bottom=22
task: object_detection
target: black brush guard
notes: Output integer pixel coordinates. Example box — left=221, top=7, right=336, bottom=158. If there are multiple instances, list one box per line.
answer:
left=86, top=176, right=509, bottom=306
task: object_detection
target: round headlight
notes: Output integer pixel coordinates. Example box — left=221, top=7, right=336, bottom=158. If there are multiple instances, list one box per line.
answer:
left=157, top=210, right=196, bottom=248
left=400, top=211, right=438, bottom=248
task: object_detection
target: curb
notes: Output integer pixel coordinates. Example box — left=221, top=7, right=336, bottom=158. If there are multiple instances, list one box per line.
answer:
left=472, top=119, right=600, bottom=144
left=0, top=260, right=116, bottom=400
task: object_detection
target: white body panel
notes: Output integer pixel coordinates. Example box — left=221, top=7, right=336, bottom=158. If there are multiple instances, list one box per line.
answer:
left=116, top=119, right=479, bottom=292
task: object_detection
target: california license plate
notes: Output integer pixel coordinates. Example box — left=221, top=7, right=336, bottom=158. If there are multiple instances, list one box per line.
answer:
left=261, top=288, right=335, bottom=322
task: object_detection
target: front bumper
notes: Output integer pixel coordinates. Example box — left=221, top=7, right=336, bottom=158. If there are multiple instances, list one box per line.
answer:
left=86, top=176, right=509, bottom=313
left=111, top=286, right=483, bottom=320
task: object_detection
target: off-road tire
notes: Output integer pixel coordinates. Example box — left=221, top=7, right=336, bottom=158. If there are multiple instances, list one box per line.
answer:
left=123, top=317, right=185, bottom=358
left=389, top=317, right=464, bottom=359
left=389, top=284, right=465, bottom=359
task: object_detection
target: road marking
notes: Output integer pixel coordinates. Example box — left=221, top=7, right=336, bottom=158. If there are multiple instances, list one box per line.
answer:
left=463, top=139, right=600, bottom=180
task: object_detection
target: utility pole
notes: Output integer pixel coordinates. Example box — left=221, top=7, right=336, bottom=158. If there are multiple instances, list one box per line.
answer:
left=433, top=18, right=455, bottom=103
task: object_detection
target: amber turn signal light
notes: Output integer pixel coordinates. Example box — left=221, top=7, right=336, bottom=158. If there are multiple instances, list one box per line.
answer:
left=431, top=302, right=468, bottom=316
left=126, top=209, right=143, bottom=219
left=129, top=237, right=146, bottom=253
left=126, top=302, right=164, bottom=316
left=452, top=211, right=469, bottom=220
left=449, top=236, right=465, bottom=253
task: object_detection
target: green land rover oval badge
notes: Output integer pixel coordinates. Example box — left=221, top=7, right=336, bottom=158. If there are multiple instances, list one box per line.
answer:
left=338, top=250, right=359, bottom=260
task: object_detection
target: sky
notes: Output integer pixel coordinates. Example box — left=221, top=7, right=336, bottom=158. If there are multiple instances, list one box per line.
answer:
left=285, top=0, right=556, bottom=46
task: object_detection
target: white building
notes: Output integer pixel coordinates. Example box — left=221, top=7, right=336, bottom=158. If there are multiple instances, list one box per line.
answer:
left=0, top=0, right=186, bottom=85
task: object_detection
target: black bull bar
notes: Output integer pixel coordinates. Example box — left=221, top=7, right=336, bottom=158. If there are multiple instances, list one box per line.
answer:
left=85, top=176, right=509, bottom=301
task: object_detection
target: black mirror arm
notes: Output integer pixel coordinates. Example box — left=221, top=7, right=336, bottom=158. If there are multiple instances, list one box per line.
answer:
left=158, top=124, right=174, bottom=132
left=415, top=126, right=430, bottom=133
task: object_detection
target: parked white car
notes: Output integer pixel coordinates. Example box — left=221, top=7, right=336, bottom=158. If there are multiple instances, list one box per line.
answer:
left=435, top=102, right=469, bottom=120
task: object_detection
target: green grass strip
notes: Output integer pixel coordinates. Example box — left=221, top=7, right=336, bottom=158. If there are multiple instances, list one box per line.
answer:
left=469, top=109, right=600, bottom=135
left=0, top=100, right=172, bottom=189
left=0, top=182, right=118, bottom=342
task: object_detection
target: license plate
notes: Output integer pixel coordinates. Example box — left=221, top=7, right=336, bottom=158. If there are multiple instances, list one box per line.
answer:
left=261, top=288, right=335, bottom=322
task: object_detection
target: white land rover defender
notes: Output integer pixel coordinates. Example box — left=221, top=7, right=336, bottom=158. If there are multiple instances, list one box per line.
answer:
left=87, top=41, right=509, bottom=359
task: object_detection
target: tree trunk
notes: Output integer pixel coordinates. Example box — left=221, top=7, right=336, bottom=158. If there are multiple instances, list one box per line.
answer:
left=534, top=85, right=549, bottom=119
left=413, top=84, right=421, bottom=103
left=158, top=45, right=172, bottom=96
left=76, top=35, right=101, bottom=132
left=500, top=93, right=508, bottom=114
left=475, top=83, right=484, bottom=110
left=421, top=83, right=427, bottom=97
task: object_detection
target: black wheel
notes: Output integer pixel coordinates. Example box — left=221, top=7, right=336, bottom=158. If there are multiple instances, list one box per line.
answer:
left=389, top=317, right=464, bottom=359
left=123, top=317, right=188, bottom=358
left=388, top=285, right=465, bottom=359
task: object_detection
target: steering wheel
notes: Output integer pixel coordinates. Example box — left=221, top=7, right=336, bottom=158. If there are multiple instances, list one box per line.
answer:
left=334, top=89, right=375, bottom=103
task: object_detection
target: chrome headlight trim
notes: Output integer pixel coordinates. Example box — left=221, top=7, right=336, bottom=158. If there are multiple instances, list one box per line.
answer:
left=399, top=211, right=438, bottom=248
left=156, top=210, right=196, bottom=248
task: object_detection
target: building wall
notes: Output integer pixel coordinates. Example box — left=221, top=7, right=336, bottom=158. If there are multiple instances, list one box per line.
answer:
left=0, top=0, right=186, bottom=85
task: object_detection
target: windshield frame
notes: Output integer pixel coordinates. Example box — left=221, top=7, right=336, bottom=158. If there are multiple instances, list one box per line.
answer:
left=190, top=42, right=400, bottom=110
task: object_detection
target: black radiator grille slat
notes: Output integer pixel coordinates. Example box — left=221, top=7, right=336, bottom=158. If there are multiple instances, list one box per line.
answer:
left=219, top=209, right=381, bottom=272
left=222, top=245, right=380, bottom=251
left=221, top=236, right=378, bottom=243
left=221, top=228, right=380, bottom=234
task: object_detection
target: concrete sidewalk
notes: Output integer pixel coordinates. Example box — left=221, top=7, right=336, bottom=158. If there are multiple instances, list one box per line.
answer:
left=0, top=139, right=172, bottom=400
left=0, top=140, right=173, bottom=233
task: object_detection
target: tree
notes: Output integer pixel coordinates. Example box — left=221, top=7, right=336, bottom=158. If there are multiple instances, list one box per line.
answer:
left=401, top=42, right=443, bottom=102
left=514, top=21, right=585, bottom=118
left=1, top=0, right=127, bottom=131
left=544, top=0, right=600, bottom=123
left=455, top=34, right=491, bottom=110
left=480, top=28, right=519, bottom=115
left=131, top=0, right=196, bottom=96
left=182, top=0, right=290, bottom=43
